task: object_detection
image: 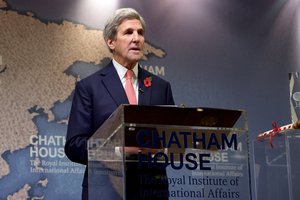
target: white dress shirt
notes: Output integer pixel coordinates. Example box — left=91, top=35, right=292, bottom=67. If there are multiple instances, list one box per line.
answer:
left=113, top=59, right=139, bottom=103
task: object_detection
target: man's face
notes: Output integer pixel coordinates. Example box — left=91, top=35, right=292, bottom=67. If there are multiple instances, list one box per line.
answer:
left=107, top=19, right=145, bottom=69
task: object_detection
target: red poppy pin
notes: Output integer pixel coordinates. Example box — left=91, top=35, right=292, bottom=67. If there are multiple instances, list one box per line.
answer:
left=143, top=76, right=152, bottom=87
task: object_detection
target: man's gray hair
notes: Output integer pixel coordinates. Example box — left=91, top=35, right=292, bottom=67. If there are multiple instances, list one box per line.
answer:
left=103, top=8, right=146, bottom=43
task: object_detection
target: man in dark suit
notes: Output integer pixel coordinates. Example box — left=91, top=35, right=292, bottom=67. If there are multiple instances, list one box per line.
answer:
left=65, top=8, right=175, bottom=200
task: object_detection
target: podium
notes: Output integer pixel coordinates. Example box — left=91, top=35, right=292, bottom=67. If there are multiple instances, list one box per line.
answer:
left=88, top=105, right=250, bottom=200
left=253, top=129, right=300, bottom=200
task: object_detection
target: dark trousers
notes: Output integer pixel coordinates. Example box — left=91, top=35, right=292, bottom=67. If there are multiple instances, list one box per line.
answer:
left=125, top=159, right=169, bottom=200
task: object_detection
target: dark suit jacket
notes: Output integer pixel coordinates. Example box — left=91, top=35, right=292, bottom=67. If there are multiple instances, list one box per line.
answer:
left=65, top=61, right=175, bottom=199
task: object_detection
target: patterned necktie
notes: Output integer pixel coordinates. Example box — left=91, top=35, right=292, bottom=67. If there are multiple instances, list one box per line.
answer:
left=125, top=70, right=137, bottom=104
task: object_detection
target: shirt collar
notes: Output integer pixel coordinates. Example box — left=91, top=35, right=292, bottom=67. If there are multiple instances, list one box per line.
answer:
left=113, top=59, right=139, bottom=79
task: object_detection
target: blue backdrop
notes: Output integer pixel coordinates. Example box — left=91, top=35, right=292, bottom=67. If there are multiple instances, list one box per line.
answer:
left=1, top=0, right=299, bottom=199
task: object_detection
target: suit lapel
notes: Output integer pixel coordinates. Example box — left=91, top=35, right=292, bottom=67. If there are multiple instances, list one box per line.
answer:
left=101, top=63, right=129, bottom=106
left=138, top=67, right=152, bottom=105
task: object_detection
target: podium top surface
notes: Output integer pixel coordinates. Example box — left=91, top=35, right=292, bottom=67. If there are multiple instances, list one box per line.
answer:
left=111, top=105, right=243, bottom=128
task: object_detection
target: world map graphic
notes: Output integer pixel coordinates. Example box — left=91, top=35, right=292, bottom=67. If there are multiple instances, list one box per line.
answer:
left=0, top=0, right=166, bottom=199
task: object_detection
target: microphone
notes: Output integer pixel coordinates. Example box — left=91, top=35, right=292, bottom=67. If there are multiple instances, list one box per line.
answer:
left=139, top=88, right=144, bottom=93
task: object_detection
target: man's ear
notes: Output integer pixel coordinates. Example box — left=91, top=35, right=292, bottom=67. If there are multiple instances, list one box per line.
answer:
left=106, top=39, right=115, bottom=51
